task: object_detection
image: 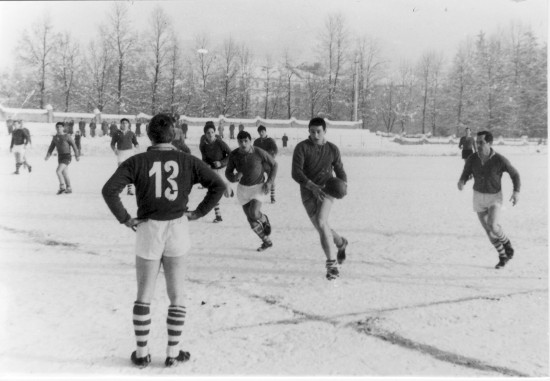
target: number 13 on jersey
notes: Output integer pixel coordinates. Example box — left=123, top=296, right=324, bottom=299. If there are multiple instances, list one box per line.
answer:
left=149, top=161, right=179, bottom=200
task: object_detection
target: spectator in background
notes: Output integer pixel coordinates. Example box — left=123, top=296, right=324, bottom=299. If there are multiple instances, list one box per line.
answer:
left=229, top=124, right=235, bottom=139
left=6, top=119, right=14, bottom=135
left=218, top=122, right=224, bottom=139
left=282, top=133, right=289, bottom=148
left=181, top=122, right=188, bottom=139
left=135, top=119, right=142, bottom=137
left=89, top=119, right=97, bottom=137
left=459, top=127, right=477, bottom=161
left=109, top=120, right=119, bottom=137
left=238, top=124, right=244, bottom=133
left=78, top=118, right=86, bottom=137
left=101, top=120, right=109, bottom=136
left=68, top=119, right=75, bottom=135
left=74, top=130, right=82, bottom=153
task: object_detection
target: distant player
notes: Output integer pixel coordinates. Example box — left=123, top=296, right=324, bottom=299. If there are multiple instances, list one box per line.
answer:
left=253, top=125, right=278, bottom=203
left=45, top=122, right=80, bottom=194
left=102, top=113, right=225, bottom=368
left=226, top=130, right=277, bottom=251
left=229, top=123, right=235, bottom=139
left=282, top=133, right=289, bottom=148
left=292, top=117, right=348, bottom=281
left=459, top=127, right=477, bottom=161
left=200, top=121, right=233, bottom=222
left=172, top=124, right=190, bottom=154
left=78, top=118, right=86, bottom=137
left=111, top=118, right=139, bottom=195
left=10, top=120, right=32, bottom=174
left=457, top=130, right=520, bottom=269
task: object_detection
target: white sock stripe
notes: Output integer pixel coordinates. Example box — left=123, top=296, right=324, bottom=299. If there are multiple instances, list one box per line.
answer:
left=133, top=314, right=151, bottom=322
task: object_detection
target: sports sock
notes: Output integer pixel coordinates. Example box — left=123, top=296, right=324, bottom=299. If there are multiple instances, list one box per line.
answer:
left=15, top=162, right=21, bottom=172
left=270, top=183, right=275, bottom=199
left=167, top=305, right=186, bottom=358
left=495, top=230, right=510, bottom=246
left=133, top=301, right=151, bottom=358
left=214, top=204, right=221, bottom=219
left=251, top=220, right=271, bottom=244
left=490, top=238, right=506, bottom=257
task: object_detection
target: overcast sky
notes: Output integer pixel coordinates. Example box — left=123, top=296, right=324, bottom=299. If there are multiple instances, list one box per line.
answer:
left=0, top=0, right=547, bottom=72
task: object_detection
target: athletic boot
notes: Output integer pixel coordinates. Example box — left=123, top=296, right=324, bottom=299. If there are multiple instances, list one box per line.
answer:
left=326, top=259, right=339, bottom=280
left=503, top=240, right=514, bottom=260
left=213, top=216, right=223, bottom=223
left=337, top=237, right=348, bottom=265
left=257, top=241, right=273, bottom=252
left=131, top=351, right=151, bottom=368
left=165, top=350, right=190, bottom=367
left=271, top=197, right=276, bottom=204
left=56, top=188, right=66, bottom=195
left=27, top=165, right=32, bottom=173
left=495, top=255, right=509, bottom=269
left=262, top=215, right=271, bottom=236
left=65, top=188, right=73, bottom=194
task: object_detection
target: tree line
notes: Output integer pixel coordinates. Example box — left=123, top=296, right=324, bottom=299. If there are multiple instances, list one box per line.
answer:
left=0, top=3, right=546, bottom=137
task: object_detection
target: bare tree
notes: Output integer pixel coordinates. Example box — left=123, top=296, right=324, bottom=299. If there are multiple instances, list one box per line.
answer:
left=357, top=36, right=386, bottom=129
left=261, top=55, right=274, bottom=119
left=166, top=33, right=182, bottom=114
left=56, top=32, right=80, bottom=112
left=237, top=43, right=253, bottom=118
left=18, top=13, right=58, bottom=108
left=86, top=38, right=114, bottom=112
left=217, top=36, right=239, bottom=116
left=194, top=34, right=216, bottom=116
left=378, top=79, right=398, bottom=133
left=147, top=6, right=172, bottom=114
left=448, top=39, right=475, bottom=135
left=417, top=51, right=439, bottom=134
left=394, top=60, right=417, bottom=134
left=281, top=49, right=297, bottom=119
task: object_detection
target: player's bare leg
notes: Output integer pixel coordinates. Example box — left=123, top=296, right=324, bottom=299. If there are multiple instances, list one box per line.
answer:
left=243, top=200, right=272, bottom=251
left=309, top=196, right=340, bottom=280
left=61, top=166, right=72, bottom=193
left=13, top=152, right=21, bottom=174
left=55, top=164, right=67, bottom=194
left=477, top=205, right=513, bottom=268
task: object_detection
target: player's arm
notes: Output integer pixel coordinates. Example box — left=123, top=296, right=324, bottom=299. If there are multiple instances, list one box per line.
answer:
left=502, top=157, right=521, bottom=205
left=458, top=137, right=463, bottom=149
left=270, top=138, right=278, bottom=156
left=102, top=162, right=134, bottom=224
left=132, top=133, right=139, bottom=149
left=225, top=154, right=241, bottom=183
left=457, top=157, right=473, bottom=190
left=186, top=158, right=226, bottom=220
left=9, top=134, right=14, bottom=151
left=110, top=135, right=117, bottom=153
left=292, top=144, right=325, bottom=201
left=68, top=136, right=80, bottom=160
left=332, top=145, right=347, bottom=183
left=45, top=139, right=56, bottom=160
left=219, top=140, right=231, bottom=167
left=259, top=148, right=278, bottom=185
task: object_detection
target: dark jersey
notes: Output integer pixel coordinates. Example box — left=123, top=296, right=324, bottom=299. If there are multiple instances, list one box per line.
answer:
left=292, top=138, right=347, bottom=200
left=253, top=136, right=278, bottom=157
left=102, top=146, right=225, bottom=223
left=225, top=146, right=277, bottom=186
left=459, top=149, right=521, bottom=194
left=10, top=128, right=31, bottom=148
left=47, top=134, right=79, bottom=156
left=199, top=137, right=231, bottom=169
left=111, top=130, right=138, bottom=150
left=459, top=136, right=476, bottom=151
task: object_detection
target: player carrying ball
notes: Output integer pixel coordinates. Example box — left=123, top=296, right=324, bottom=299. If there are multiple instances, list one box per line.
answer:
left=102, top=113, right=226, bottom=368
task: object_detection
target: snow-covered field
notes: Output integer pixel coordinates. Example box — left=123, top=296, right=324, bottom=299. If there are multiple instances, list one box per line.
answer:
left=0, top=123, right=547, bottom=379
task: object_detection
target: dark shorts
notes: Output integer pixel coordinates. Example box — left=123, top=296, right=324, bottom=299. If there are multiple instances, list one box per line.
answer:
left=58, top=153, right=72, bottom=165
left=462, top=150, right=474, bottom=159
left=302, top=196, right=320, bottom=219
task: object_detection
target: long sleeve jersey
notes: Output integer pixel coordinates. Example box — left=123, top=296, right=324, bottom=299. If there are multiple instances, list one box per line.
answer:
left=225, top=146, right=277, bottom=186
left=292, top=138, right=347, bottom=200
left=459, top=149, right=521, bottom=194
left=111, top=130, right=138, bottom=150
left=459, top=136, right=476, bottom=151
left=102, top=145, right=225, bottom=223
left=47, top=134, right=79, bottom=156
left=253, top=136, right=278, bottom=157
left=10, top=128, right=31, bottom=148
left=199, top=137, right=231, bottom=169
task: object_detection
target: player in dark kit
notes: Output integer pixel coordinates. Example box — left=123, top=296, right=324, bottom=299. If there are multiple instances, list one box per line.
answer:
left=457, top=130, right=520, bottom=269
left=102, top=113, right=225, bottom=368
left=200, top=121, right=233, bottom=222
left=226, top=130, right=277, bottom=251
left=253, top=125, right=278, bottom=203
left=459, top=127, right=477, bottom=160
left=292, top=117, right=348, bottom=280
left=10, top=120, right=32, bottom=174
left=111, top=118, right=139, bottom=195
left=45, top=122, right=80, bottom=194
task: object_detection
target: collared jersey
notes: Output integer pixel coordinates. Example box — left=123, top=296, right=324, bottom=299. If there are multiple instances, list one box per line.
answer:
left=459, top=136, right=476, bottom=151
left=102, top=146, right=225, bottom=223
left=292, top=138, right=347, bottom=200
left=10, top=128, right=31, bottom=147
left=225, top=146, right=277, bottom=186
left=199, top=137, right=231, bottom=169
left=253, top=136, right=278, bottom=157
left=111, top=130, right=138, bottom=150
left=459, top=149, right=521, bottom=194
left=47, top=134, right=79, bottom=156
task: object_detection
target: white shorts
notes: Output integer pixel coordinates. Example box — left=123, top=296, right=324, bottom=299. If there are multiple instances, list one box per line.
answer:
left=117, top=149, right=135, bottom=165
left=236, top=183, right=269, bottom=206
left=135, top=216, right=191, bottom=260
left=12, top=145, right=26, bottom=156
left=473, top=191, right=503, bottom=213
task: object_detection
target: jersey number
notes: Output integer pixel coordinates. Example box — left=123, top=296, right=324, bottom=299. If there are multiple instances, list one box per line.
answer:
left=149, top=161, right=179, bottom=201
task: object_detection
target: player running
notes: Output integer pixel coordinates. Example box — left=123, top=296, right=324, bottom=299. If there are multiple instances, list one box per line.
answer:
left=459, top=127, right=477, bottom=161
left=226, top=130, right=277, bottom=251
left=45, top=122, right=80, bottom=194
left=457, top=130, right=521, bottom=269
left=292, top=117, right=348, bottom=280
left=253, top=125, right=278, bottom=203
left=111, top=118, right=139, bottom=195
left=10, top=120, right=32, bottom=174
left=102, top=113, right=225, bottom=368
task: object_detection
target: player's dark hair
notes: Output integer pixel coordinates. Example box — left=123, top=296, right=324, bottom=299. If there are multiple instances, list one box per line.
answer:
left=309, top=117, right=326, bottom=131
left=120, top=118, right=130, bottom=125
left=148, top=113, right=175, bottom=143
left=203, top=121, right=216, bottom=134
left=477, top=130, right=493, bottom=144
left=257, top=125, right=266, bottom=133
left=237, top=130, right=251, bottom=141
left=55, top=122, right=65, bottom=128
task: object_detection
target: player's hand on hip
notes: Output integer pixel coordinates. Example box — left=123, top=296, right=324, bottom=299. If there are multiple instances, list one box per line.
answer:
left=510, top=191, right=519, bottom=206
left=185, top=210, right=200, bottom=221
left=214, top=161, right=221, bottom=168
left=262, top=182, right=271, bottom=194
left=124, top=218, right=148, bottom=232
left=224, top=184, right=234, bottom=198
left=457, top=181, right=464, bottom=191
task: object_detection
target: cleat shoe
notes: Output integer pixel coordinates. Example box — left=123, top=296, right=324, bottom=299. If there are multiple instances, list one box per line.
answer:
left=503, top=241, right=514, bottom=259
left=337, top=237, right=348, bottom=265
left=262, top=215, right=271, bottom=236
left=495, top=256, right=509, bottom=269
left=326, top=260, right=340, bottom=280
left=213, top=216, right=223, bottom=223
left=56, top=188, right=66, bottom=195
left=271, top=198, right=276, bottom=204
left=257, top=241, right=273, bottom=252
left=65, top=188, right=72, bottom=194
left=165, top=350, right=190, bottom=367
left=131, top=351, right=151, bottom=368
left=13, top=171, right=19, bottom=175
left=28, top=165, right=32, bottom=173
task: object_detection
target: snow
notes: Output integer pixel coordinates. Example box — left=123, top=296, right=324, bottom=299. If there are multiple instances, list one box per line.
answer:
left=0, top=122, right=547, bottom=379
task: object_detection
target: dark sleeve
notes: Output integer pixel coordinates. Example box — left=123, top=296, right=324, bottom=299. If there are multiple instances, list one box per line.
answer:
left=219, top=140, right=231, bottom=167
left=225, top=152, right=239, bottom=183
left=132, top=132, right=138, bottom=147
left=459, top=156, right=473, bottom=184
left=10, top=134, right=14, bottom=149
left=102, top=160, right=134, bottom=223
left=191, top=158, right=226, bottom=217
left=110, top=134, right=117, bottom=150
left=182, top=144, right=191, bottom=154
left=458, top=137, right=464, bottom=149
left=257, top=148, right=278, bottom=183
left=332, top=145, right=347, bottom=183
left=47, top=138, right=56, bottom=155
left=501, top=156, right=521, bottom=192
left=68, top=136, right=80, bottom=157
left=199, top=140, right=208, bottom=164
left=24, top=130, right=31, bottom=144
left=291, top=143, right=310, bottom=186
left=473, top=139, right=477, bottom=153
left=269, top=138, right=278, bottom=156
left=253, top=138, right=260, bottom=148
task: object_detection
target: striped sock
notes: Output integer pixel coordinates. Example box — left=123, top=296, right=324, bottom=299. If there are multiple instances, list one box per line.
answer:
left=167, top=305, right=186, bottom=358
left=133, top=301, right=151, bottom=358
left=251, top=221, right=271, bottom=244
left=490, top=238, right=506, bottom=257
left=15, top=162, right=21, bottom=172
left=495, top=230, right=510, bottom=246
left=270, top=184, right=275, bottom=200
left=214, top=204, right=221, bottom=219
